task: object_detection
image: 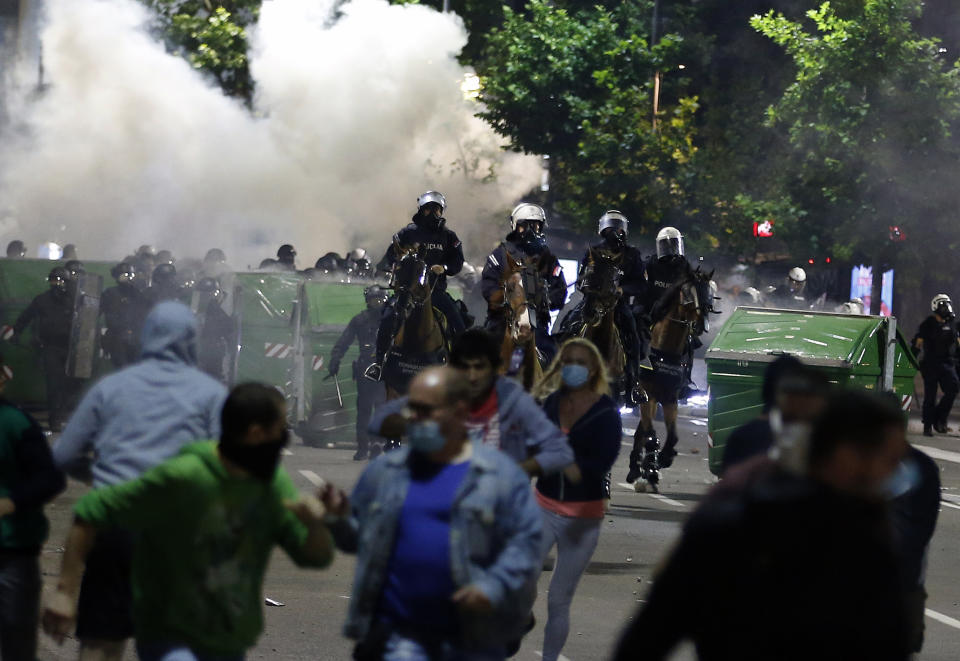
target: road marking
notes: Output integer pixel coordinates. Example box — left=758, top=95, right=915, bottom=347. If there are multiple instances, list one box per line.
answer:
left=649, top=494, right=685, bottom=508
left=282, top=449, right=293, bottom=456
left=942, top=494, right=960, bottom=505
left=535, top=652, right=572, bottom=661
left=926, top=608, right=960, bottom=630
left=914, top=444, right=960, bottom=464
left=942, top=502, right=960, bottom=511
left=299, top=470, right=326, bottom=488
left=617, top=482, right=635, bottom=490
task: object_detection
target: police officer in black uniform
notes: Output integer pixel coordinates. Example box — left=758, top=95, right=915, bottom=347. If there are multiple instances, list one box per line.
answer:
left=277, top=244, right=297, bottom=272
left=480, top=203, right=566, bottom=362
left=914, top=294, right=960, bottom=436
left=100, top=262, right=150, bottom=368
left=368, top=191, right=466, bottom=379
left=12, top=267, right=81, bottom=430
left=194, top=277, right=236, bottom=383
left=580, top=210, right=645, bottom=395
left=329, top=286, right=388, bottom=460
left=147, top=263, right=183, bottom=304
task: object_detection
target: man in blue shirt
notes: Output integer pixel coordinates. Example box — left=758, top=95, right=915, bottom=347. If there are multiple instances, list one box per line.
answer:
left=324, top=367, right=542, bottom=660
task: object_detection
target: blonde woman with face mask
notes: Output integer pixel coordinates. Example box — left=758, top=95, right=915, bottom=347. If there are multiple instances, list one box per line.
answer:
left=532, top=338, right=622, bottom=661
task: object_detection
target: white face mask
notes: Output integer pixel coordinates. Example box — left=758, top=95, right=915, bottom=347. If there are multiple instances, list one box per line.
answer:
left=769, top=408, right=813, bottom=474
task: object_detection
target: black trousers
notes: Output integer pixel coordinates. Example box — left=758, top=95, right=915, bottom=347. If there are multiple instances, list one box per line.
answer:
left=355, top=377, right=386, bottom=453
left=42, top=346, right=82, bottom=430
left=921, top=363, right=959, bottom=426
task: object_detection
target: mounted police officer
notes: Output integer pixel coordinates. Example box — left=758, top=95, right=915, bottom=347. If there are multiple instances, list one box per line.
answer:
left=100, top=262, right=150, bottom=368
left=11, top=267, right=82, bottom=430
left=581, top=210, right=645, bottom=397
left=329, top=285, right=388, bottom=460
left=639, top=227, right=699, bottom=396
left=480, top=202, right=566, bottom=362
left=367, top=191, right=466, bottom=380
left=913, top=294, right=960, bottom=436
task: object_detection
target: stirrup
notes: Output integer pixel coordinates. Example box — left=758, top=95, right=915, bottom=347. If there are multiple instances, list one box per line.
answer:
left=363, top=363, right=382, bottom=382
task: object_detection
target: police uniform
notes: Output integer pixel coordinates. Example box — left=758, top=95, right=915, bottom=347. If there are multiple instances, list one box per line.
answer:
left=100, top=283, right=150, bottom=368
left=197, top=299, right=236, bottom=383
left=374, top=216, right=466, bottom=362
left=330, top=308, right=385, bottom=458
left=915, top=312, right=960, bottom=432
left=480, top=232, right=566, bottom=360
left=13, top=287, right=81, bottom=430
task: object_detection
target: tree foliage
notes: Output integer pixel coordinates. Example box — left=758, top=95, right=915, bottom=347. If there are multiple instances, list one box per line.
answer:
left=143, top=1, right=260, bottom=100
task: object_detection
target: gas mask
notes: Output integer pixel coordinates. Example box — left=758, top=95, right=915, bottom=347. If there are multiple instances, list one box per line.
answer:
left=603, top=229, right=626, bottom=249
left=936, top=301, right=954, bottom=320
left=49, top=278, right=67, bottom=293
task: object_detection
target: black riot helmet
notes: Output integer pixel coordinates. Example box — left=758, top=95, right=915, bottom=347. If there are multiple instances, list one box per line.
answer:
left=48, top=267, right=68, bottom=293
left=314, top=252, right=343, bottom=272
left=111, top=262, right=137, bottom=285
left=6, top=240, right=25, bottom=259
left=152, top=262, right=177, bottom=285
left=277, top=244, right=297, bottom=265
left=64, top=260, right=84, bottom=281
left=204, top=248, right=226, bottom=265
left=155, top=250, right=175, bottom=266
left=364, top=285, right=388, bottom=309
left=62, top=244, right=78, bottom=260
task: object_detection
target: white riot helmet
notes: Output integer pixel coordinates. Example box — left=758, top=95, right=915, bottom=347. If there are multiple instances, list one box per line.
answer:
left=348, top=248, right=367, bottom=261
left=788, top=266, right=807, bottom=284
left=655, top=227, right=684, bottom=258
left=598, top=210, right=629, bottom=236
left=510, top=203, right=547, bottom=233
left=932, top=294, right=954, bottom=318
left=417, top=190, right=446, bottom=212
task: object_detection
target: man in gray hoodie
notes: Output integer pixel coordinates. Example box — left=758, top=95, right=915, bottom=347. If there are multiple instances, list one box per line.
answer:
left=53, top=301, right=227, bottom=661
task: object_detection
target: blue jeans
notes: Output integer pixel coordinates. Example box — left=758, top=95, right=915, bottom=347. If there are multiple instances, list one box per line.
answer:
left=382, top=631, right=505, bottom=661
left=136, top=641, right=244, bottom=661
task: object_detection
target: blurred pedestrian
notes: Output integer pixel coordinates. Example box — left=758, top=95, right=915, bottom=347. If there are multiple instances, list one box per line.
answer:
left=329, top=367, right=543, bottom=661
left=52, top=301, right=227, bottom=661
left=720, top=355, right=828, bottom=476
left=368, top=328, right=573, bottom=476
left=43, top=383, right=336, bottom=661
left=0, top=354, right=65, bottom=661
left=328, top=286, right=388, bottom=460
left=913, top=294, right=960, bottom=436
left=614, top=390, right=911, bottom=661
left=531, top=338, right=621, bottom=661
left=11, top=266, right=80, bottom=431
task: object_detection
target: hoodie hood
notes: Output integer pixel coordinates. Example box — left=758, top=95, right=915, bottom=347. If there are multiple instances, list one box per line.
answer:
left=139, top=301, right=198, bottom=365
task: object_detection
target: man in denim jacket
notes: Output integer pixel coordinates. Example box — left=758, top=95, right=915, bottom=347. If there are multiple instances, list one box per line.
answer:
left=324, top=367, right=543, bottom=660
left=368, top=329, right=573, bottom=477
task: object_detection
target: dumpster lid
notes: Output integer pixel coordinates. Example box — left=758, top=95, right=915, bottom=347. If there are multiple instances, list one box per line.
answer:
left=706, top=306, right=913, bottom=370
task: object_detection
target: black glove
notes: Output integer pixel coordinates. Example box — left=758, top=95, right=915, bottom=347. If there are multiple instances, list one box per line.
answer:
left=326, top=363, right=339, bottom=380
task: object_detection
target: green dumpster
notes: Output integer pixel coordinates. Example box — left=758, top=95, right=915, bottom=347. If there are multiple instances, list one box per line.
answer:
left=705, top=307, right=918, bottom=475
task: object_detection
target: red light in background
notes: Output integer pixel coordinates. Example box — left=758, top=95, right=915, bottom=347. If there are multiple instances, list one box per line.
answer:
left=808, top=259, right=815, bottom=264
left=825, top=257, right=831, bottom=263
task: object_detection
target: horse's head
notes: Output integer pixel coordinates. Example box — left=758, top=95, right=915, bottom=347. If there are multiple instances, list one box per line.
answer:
left=579, top=248, right=623, bottom=325
left=500, top=254, right=532, bottom=338
left=390, top=242, right=430, bottom=306
left=651, top=269, right=712, bottom=355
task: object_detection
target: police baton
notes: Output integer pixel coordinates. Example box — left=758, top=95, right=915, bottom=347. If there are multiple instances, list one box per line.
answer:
left=333, top=373, right=343, bottom=409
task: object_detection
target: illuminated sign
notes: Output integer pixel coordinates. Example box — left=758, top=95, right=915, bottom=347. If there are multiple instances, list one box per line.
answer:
left=752, top=220, right=774, bottom=237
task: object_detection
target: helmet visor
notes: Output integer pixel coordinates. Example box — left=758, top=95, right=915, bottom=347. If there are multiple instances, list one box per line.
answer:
left=657, top=236, right=683, bottom=258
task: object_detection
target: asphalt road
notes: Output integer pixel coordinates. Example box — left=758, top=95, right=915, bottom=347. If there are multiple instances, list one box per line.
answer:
left=37, top=411, right=960, bottom=661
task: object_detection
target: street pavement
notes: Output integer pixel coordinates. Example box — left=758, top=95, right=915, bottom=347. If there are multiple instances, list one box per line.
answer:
left=37, top=409, right=960, bottom=661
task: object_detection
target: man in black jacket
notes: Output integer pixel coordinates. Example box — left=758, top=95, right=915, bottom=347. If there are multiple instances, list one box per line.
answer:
left=368, top=191, right=466, bottom=380
left=329, top=286, right=388, bottom=461
left=913, top=294, right=960, bottom=436
left=12, top=267, right=81, bottom=430
left=615, top=390, right=911, bottom=661
left=100, top=262, right=150, bottom=369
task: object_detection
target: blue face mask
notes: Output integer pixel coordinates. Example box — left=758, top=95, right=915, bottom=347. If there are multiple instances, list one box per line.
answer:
left=407, top=420, right=447, bottom=453
left=561, top=364, right=590, bottom=388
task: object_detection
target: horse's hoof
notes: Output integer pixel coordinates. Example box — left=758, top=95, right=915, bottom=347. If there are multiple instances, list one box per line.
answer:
left=633, top=480, right=646, bottom=493
left=649, top=482, right=660, bottom=494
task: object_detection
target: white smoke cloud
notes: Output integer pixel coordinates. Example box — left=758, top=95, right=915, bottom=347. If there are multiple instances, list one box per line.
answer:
left=0, top=0, right=540, bottom=267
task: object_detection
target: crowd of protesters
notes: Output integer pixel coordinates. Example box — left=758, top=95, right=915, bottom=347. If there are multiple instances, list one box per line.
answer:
left=0, top=239, right=947, bottom=661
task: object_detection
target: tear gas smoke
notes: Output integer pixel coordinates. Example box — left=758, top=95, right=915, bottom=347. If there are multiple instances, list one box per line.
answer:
left=0, top=0, right=541, bottom=267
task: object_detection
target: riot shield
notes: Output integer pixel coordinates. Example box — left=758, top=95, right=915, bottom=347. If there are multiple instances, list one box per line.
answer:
left=66, top=272, right=103, bottom=378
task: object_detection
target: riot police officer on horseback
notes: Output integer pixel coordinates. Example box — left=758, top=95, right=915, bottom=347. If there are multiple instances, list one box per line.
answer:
left=480, top=202, right=567, bottom=363
left=367, top=191, right=466, bottom=381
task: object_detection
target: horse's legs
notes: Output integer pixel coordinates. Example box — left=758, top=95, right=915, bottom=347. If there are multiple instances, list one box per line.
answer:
left=658, top=403, right=680, bottom=468
left=628, top=399, right=658, bottom=483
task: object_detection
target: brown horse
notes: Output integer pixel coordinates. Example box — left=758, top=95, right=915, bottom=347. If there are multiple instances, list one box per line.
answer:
left=382, top=241, right=447, bottom=399
left=630, top=268, right=712, bottom=492
left=489, top=252, right=542, bottom=390
left=573, top=247, right=626, bottom=383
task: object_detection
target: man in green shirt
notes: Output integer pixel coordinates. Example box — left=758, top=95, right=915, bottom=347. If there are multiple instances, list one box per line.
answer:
left=43, top=383, right=337, bottom=661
